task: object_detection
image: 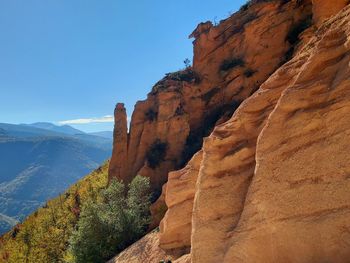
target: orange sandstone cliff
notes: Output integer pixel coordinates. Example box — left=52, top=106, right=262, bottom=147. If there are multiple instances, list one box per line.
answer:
left=109, top=0, right=350, bottom=262
left=109, top=0, right=312, bottom=198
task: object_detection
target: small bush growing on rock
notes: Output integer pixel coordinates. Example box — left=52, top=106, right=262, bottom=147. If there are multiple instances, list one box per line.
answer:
left=166, top=69, right=200, bottom=83
left=240, top=1, right=251, bottom=11
left=219, top=58, right=245, bottom=72
left=145, top=108, right=158, bottom=122
left=244, top=68, right=256, bottom=78
left=240, top=0, right=276, bottom=12
left=175, top=104, right=185, bottom=116
left=146, top=139, right=168, bottom=169
left=183, top=58, right=191, bottom=68
left=151, top=69, right=201, bottom=94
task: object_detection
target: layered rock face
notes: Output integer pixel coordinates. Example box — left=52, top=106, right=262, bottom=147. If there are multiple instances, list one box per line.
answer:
left=109, top=0, right=350, bottom=262
left=159, top=151, right=203, bottom=250
left=159, top=0, right=313, bottom=252
left=159, top=1, right=350, bottom=263
left=108, top=0, right=312, bottom=195
left=312, top=0, right=348, bottom=25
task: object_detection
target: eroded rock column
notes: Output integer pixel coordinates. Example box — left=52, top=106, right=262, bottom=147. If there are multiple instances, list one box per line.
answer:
left=108, top=103, right=128, bottom=182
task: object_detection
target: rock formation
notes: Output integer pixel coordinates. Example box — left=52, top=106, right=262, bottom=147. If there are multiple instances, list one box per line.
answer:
left=159, top=151, right=202, bottom=250
left=107, top=231, right=179, bottom=263
left=110, top=0, right=350, bottom=262
left=159, top=0, right=314, bottom=252
left=158, top=1, right=350, bottom=263
left=108, top=103, right=128, bottom=182
left=109, top=0, right=313, bottom=219
left=312, top=0, right=348, bottom=26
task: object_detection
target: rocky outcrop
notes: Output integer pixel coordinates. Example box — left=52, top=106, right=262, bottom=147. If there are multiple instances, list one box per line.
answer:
left=108, top=103, right=128, bottom=182
left=221, top=6, right=350, bottom=262
left=158, top=0, right=314, bottom=252
left=159, top=151, right=203, bottom=250
left=158, top=1, right=350, bottom=263
left=110, top=0, right=350, bottom=262
left=109, top=0, right=313, bottom=222
left=107, top=231, right=177, bottom=263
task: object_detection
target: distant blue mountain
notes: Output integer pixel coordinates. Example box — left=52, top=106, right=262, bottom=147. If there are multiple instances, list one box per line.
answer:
left=24, top=122, right=84, bottom=135
left=0, top=123, right=66, bottom=138
left=89, top=131, right=113, bottom=139
left=0, top=122, right=112, bottom=234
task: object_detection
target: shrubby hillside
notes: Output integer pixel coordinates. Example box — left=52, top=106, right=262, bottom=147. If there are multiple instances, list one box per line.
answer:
left=0, top=162, right=109, bottom=262
left=0, top=162, right=152, bottom=263
left=0, top=123, right=112, bottom=234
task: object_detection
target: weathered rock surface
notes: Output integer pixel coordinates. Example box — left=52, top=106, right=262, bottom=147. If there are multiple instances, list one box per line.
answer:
left=159, top=1, right=350, bottom=263
left=312, top=0, right=348, bottom=26
left=108, top=0, right=312, bottom=197
left=159, top=0, right=313, bottom=252
left=108, top=103, right=128, bottom=182
left=222, top=6, right=350, bottom=262
left=149, top=183, right=167, bottom=230
left=107, top=231, right=177, bottom=263
left=110, top=0, right=350, bottom=262
left=159, top=151, right=202, bottom=250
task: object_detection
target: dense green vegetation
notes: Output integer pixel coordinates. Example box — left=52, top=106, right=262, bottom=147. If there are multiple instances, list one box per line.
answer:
left=69, top=176, right=151, bottom=263
left=0, top=162, right=151, bottom=263
left=0, top=162, right=108, bottom=262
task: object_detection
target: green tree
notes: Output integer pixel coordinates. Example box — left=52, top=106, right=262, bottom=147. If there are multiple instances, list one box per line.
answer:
left=68, top=176, right=151, bottom=263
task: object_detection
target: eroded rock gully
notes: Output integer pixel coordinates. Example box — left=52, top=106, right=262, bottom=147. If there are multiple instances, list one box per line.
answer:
left=109, top=0, right=350, bottom=262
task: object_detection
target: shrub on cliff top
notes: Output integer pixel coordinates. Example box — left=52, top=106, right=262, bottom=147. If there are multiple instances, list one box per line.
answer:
left=166, top=69, right=200, bottom=83
left=240, top=0, right=276, bottom=12
left=151, top=68, right=200, bottom=94
left=240, top=1, right=251, bottom=11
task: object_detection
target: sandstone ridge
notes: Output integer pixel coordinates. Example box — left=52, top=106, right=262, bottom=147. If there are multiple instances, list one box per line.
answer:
left=109, top=0, right=313, bottom=224
left=109, top=0, right=350, bottom=262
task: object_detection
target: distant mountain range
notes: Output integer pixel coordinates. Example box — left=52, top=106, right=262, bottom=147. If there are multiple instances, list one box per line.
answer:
left=88, top=130, right=113, bottom=139
left=23, top=122, right=84, bottom=135
left=0, top=122, right=112, bottom=234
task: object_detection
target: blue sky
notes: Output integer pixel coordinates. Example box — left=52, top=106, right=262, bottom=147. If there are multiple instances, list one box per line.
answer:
left=0, top=0, right=246, bottom=132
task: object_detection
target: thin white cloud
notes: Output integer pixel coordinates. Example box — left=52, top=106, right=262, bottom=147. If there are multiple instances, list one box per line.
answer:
left=59, top=115, right=114, bottom=125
